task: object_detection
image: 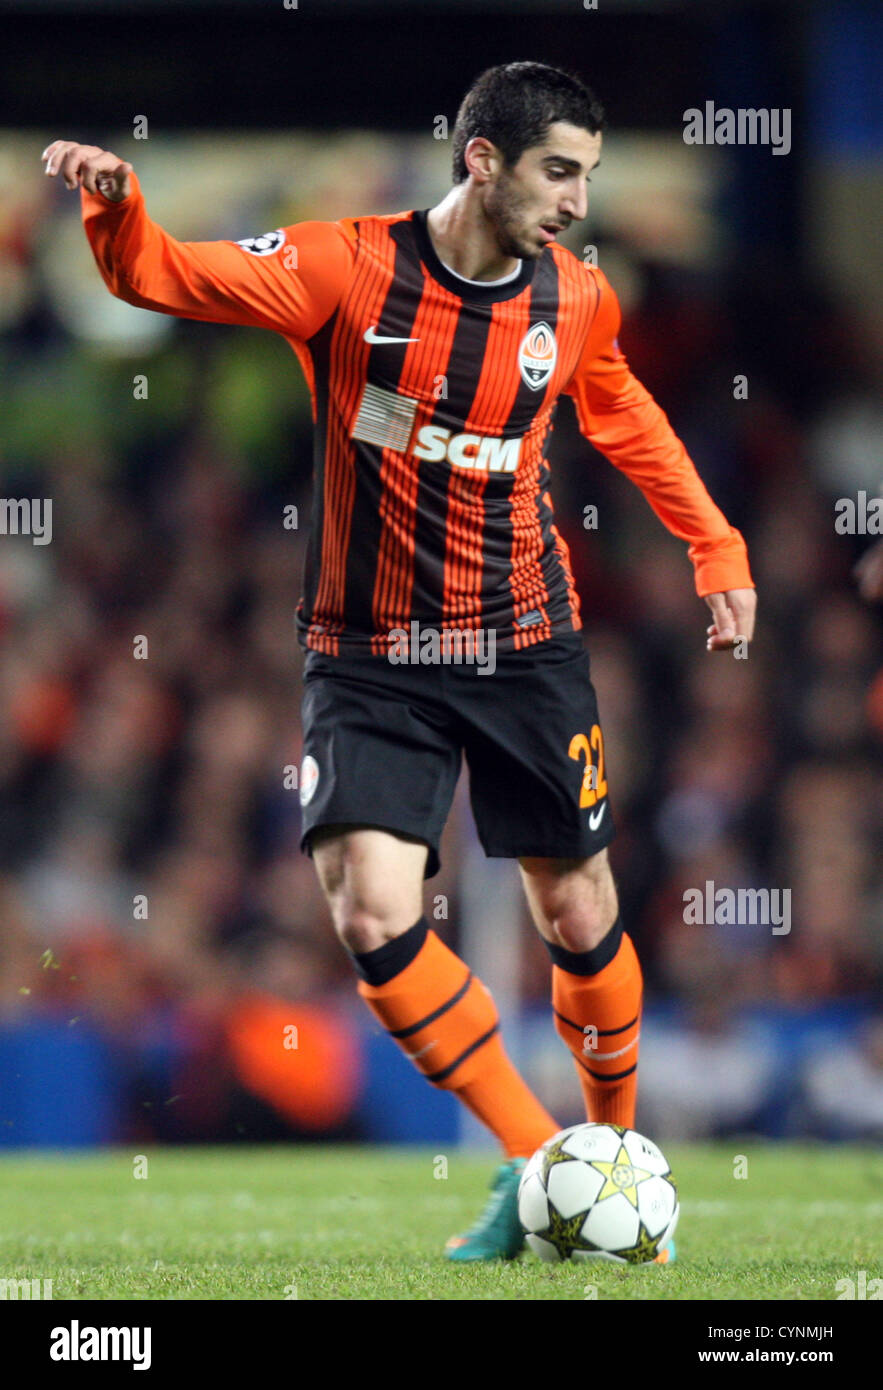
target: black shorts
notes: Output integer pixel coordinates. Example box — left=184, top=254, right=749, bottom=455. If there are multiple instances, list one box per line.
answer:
left=298, top=631, right=615, bottom=878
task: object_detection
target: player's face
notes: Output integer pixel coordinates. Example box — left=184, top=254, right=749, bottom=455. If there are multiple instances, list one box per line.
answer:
left=484, top=121, right=602, bottom=259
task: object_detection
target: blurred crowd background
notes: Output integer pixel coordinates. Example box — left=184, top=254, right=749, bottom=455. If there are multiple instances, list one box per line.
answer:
left=0, top=0, right=881, bottom=1147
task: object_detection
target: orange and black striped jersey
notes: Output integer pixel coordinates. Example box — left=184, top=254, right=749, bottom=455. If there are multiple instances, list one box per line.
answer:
left=82, top=174, right=753, bottom=654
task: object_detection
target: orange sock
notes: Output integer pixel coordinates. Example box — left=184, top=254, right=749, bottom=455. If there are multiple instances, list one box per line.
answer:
left=357, top=925, right=558, bottom=1158
left=550, top=920, right=642, bottom=1128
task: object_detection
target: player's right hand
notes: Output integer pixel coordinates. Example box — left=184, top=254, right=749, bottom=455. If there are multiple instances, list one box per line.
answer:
left=41, top=140, right=133, bottom=202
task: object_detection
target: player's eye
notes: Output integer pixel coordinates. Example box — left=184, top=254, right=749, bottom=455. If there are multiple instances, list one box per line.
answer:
left=546, top=169, right=592, bottom=184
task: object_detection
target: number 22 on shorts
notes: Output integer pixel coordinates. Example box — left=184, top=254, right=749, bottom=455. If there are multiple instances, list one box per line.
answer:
left=568, top=724, right=608, bottom=808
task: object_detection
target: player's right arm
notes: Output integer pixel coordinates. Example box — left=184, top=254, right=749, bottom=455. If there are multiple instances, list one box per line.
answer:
left=41, top=140, right=355, bottom=337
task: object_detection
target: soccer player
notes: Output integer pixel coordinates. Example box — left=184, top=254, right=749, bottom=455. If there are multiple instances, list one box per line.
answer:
left=43, top=61, right=756, bottom=1263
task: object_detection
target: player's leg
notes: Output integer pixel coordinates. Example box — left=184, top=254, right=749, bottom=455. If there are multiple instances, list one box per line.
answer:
left=299, top=650, right=559, bottom=1162
left=458, top=632, right=642, bottom=1128
left=299, top=653, right=560, bottom=1260
left=310, top=824, right=557, bottom=1158
left=518, top=848, right=643, bottom=1129
left=520, top=850, right=677, bottom=1264
left=309, top=822, right=558, bottom=1260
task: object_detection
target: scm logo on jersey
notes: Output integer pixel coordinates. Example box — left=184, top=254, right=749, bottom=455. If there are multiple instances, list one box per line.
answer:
left=236, top=230, right=286, bottom=257
left=518, top=321, right=557, bottom=391
left=412, top=426, right=522, bottom=473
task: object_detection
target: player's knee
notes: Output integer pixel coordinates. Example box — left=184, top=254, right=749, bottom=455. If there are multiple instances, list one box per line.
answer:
left=522, top=851, right=619, bottom=953
left=332, top=905, right=411, bottom=954
left=548, top=914, right=617, bottom=954
left=313, top=854, right=414, bottom=949
left=316, top=862, right=411, bottom=949
left=311, top=826, right=425, bottom=952
left=550, top=877, right=619, bottom=950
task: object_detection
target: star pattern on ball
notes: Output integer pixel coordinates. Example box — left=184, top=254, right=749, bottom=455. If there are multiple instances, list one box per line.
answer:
left=541, top=1137, right=575, bottom=1172
left=621, top=1223, right=662, bottom=1264
left=589, top=1142, right=654, bottom=1208
left=540, top=1207, right=601, bottom=1260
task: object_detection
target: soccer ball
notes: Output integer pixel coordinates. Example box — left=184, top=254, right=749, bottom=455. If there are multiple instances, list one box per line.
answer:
left=517, top=1122, right=679, bottom=1264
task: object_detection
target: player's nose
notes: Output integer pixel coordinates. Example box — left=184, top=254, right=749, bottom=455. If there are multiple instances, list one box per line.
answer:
left=561, top=183, right=588, bottom=222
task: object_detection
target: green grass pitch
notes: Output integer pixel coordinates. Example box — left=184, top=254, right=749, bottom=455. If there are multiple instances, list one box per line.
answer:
left=0, top=1144, right=879, bottom=1300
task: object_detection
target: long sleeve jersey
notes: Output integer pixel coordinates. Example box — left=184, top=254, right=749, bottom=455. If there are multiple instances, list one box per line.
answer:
left=82, top=174, right=753, bottom=655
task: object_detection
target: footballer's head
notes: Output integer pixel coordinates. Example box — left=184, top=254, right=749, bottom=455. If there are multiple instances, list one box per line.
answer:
left=451, top=62, right=605, bottom=259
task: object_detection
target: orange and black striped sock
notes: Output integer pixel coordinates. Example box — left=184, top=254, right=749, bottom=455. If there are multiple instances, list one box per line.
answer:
left=547, top=918, right=642, bottom=1129
left=353, top=917, right=558, bottom=1158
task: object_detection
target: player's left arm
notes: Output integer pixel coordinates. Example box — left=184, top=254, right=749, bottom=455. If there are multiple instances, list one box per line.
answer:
left=562, top=268, right=756, bottom=652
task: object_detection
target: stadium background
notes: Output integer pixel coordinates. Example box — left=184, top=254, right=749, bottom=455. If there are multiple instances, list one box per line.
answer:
left=0, top=0, right=880, bottom=1152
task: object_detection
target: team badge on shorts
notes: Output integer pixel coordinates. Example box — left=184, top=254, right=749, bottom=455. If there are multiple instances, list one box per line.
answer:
left=299, top=755, right=319, bottom=807
left=236, top=230, right=285, bottom=257
left=518, top=321, right=557, bottom=391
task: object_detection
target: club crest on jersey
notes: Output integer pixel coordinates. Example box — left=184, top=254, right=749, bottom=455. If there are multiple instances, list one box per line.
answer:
left=236, top=230, right=286, bottom=257
left=518, top=321, right=557, bottom=391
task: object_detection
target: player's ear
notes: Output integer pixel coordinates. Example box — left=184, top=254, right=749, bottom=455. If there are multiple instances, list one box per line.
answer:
left=464, top=136, right=502, bottom=185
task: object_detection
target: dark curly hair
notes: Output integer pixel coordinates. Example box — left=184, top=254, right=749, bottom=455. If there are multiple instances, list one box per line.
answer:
left=451, top=62, right=606, bottom=184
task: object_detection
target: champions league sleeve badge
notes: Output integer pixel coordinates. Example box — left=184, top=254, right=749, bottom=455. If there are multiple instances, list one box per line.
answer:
left=236, top=230, right=286, bottom=257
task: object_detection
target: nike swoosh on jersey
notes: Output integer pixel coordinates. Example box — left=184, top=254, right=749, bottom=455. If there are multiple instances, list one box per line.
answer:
left=363, top=325, right=420, bottom=345
left=588, top=803, right=607, bottom=831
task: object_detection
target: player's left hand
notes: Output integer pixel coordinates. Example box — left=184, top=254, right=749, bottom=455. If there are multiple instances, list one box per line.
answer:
left=704, top=587, right=756, bottom=652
